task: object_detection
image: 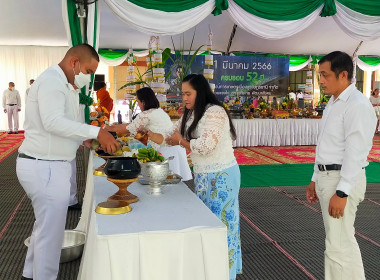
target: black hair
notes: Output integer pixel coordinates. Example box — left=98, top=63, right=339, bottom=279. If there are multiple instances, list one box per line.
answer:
left=180, top=74, right=236, bottom=141
left=136, top=87, right=160, bottom=111
left=319, top=51, right=353, bottom=81
left=99, top=81, right=106, bottom=88
left=373, top=88, right=379, bottom=96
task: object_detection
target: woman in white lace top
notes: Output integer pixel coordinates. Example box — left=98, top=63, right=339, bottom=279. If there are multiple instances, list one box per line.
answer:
left=149, top=74, right=242, bottom=280
left=108, top=87, right=172, bottom=150
left=108, top=87, right=192, bottom=180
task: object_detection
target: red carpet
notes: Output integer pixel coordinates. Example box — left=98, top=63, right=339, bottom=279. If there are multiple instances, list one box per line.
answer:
left=235, top=135, right=380, bottom=165
left=0, top=132, right=24, bottom=162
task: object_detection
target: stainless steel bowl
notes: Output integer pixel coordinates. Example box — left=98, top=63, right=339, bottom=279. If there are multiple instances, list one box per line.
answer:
left=140, top=161, right=170, bottom=195
left=24, top=230, right=86, bottom=263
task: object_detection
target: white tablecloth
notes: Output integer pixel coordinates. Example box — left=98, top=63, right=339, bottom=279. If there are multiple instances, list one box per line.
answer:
left=232, top=119, right=319, bottom=147
left=77, top=155, right=229, bottom=280
left=158, top=146, right=193, bottom=181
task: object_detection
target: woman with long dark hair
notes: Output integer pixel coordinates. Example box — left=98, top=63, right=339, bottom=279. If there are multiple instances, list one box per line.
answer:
left=108, top=87, right=192, bottom=180
left=149, top=74, right=242, bottom=280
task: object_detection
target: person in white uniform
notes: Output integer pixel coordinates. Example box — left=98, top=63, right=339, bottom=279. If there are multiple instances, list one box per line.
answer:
left=369, top=88, right=380, bottom=133
left=3, top=82, right=21, bottom=134
left=17, top=44, right=119, bottom=280
left=306, top=51, right=376, bottom=280
left=108, top=87, right=192, bottom=181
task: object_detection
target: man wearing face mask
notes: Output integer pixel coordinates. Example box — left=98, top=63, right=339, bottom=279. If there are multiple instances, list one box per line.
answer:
left=17, top=44, right=119, bottom=280
left=2, top=82, right=21, bottom=134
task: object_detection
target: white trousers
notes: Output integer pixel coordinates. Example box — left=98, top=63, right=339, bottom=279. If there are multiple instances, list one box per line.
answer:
left=17, top=157, right=71, bottom=280
left=315, top=169, right=366, bottom=280
left=6, top=104, right=19, bottom=132
left=158, top=146, right=193, bottom=181
left=69, top=158, right=78, bottom=206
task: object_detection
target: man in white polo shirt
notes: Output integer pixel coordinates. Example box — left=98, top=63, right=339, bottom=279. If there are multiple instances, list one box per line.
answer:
left=3, top=82, right=21, bottom=134
left=306, top=51, right=376, bottom=280
left=17, top=44, right=119, bottom=280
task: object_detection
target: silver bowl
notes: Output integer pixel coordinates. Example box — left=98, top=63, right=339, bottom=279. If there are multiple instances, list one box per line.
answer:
left=24, top=230, right=86, bottom=263
left=140, top=161, right=170, bottom=195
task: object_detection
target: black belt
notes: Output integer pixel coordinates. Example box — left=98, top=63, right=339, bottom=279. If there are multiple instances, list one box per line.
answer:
left=317, top=164, right=365, bottom=171
left=18, top=153, right=67, bottom=162
left=7, top=104, right=17, bottom=106
left=317, top=164, right=342, bottom=171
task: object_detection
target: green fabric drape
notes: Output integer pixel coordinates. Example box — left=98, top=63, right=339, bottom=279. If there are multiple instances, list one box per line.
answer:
left=233, top=0, right=325, bottom=20
left=98, top=49, right=128, bottom=59
left=338, top=0, right=380, bottom=16
left=127, top=0, right=208, bottom=12
left=320, top=0, right=336, bottom=17
left=359, top=57, right=380, bottom=66
left=67, top=0, right=96, bottom=123
left=67, top=1, right=82, bottom=45
left=289, top=56, right=310, bottom=66
left=212, top=0, right=228, bottom=16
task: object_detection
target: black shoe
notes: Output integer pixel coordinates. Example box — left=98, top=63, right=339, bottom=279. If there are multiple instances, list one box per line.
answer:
left=8, top=131, right=12, bottom=134
left=15, top=131, right=18, bottom=134
left=68, top=203, right=82, bottom=210
left=21, top=276, right=33, bottom=280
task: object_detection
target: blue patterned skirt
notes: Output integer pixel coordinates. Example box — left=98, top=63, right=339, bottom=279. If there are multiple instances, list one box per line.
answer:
left=194, top=164, right=242, bottom=280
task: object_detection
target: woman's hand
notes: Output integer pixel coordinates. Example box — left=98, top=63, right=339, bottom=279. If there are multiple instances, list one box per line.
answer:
left=147, top=130, right=164, bottom=144
left=105, top=124, right=128, bottom=134
left=165, top=131, right=183, bottom=146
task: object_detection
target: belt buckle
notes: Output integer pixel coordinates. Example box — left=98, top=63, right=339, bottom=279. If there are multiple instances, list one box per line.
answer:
left=318, top=164, right=326, bottom=171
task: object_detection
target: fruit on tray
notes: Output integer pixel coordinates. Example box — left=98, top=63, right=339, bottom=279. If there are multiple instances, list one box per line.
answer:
left=135, top=132, right=148, bottom=146
left=133, top=148, right=165, bottom=163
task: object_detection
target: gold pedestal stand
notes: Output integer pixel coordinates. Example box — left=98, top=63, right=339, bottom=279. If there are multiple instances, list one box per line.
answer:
left=93, top=155, right=109, bottom=177
left=95, top=201, right=131, bottom=215
left=107, top=177, right=139, bottom=204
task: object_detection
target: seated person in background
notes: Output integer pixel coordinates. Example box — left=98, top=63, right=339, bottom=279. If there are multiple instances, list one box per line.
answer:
left=107, top=87, right=192, bottom=181
left=96, top=82, right=113, bottom=119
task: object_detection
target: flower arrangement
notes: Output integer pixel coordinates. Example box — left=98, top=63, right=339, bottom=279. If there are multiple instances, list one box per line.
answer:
left=281, top=101, right=287, bottom=110
left=89, top=100, right=109, bottom=128
left=258, top=101, right=268, bottom=110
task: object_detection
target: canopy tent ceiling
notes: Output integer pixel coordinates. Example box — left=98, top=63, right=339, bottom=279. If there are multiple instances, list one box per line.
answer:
left=1, top=0, right=380, bottom=57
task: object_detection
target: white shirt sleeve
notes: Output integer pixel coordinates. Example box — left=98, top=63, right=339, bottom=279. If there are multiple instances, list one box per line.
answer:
left=38, top=77, right=99, bottom=140
left=337, top=102, right=376, bottom=194
left=127, top=109, right=152, bottom=136
left=190, top=106, right=227, bottom=156
left=16, top=91, right=21, bottom=107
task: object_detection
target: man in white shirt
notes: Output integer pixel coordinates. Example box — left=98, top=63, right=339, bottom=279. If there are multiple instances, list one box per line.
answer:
left=25, top=79, right=35, bottom=97
left=2, top=82, right=21, bottom=134
left=288, top=90, right=296, bottom=100
left=306, top=51, right=376, bottom=280
left=17, top=44, right=119, bottom=280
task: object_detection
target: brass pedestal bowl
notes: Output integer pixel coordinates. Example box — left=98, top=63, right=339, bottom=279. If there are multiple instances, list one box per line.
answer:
left=96, top=157, right=141, bottom=215
left=140, top=161, right=170, bottom=195
left=93, top=150, right=115, bottom=177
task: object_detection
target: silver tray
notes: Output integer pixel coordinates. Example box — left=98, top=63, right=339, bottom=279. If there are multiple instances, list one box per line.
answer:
left=138, top=173, right=182, bottom=185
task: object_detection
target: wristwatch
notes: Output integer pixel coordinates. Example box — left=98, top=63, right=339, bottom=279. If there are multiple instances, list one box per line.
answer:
left=336, top=190, right=348, bottom=198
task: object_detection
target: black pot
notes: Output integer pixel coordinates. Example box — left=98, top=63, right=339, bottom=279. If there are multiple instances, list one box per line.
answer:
left=104, top=157, right=141, bottom=179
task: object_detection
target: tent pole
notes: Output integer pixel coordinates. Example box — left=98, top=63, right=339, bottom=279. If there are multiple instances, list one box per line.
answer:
left=226, top=24, right=237, bottom=55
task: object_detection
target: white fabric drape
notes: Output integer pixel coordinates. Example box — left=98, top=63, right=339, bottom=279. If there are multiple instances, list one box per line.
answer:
left=289, top=56, right=312, bottom=71
left=0, top=46, right=68, bottom=131
left=227, top=1, right=323, bottom=39
left=103, top=0, right=214, bottom=35
left=355, top=57, right=380, bottom=72
left=334, top=2, right=380, bottom=41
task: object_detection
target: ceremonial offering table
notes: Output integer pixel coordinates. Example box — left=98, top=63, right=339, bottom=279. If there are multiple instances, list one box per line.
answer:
left=232, top=118, right=320, bottom=147
left=76, top=154, right=229, bottom=280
